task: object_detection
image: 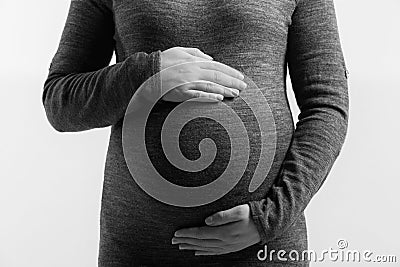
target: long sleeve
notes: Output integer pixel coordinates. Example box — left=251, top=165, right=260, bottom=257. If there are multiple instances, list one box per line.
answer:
left=248, top=0, right=349, bottom=245
left=42, top=0, right=161, bottom=132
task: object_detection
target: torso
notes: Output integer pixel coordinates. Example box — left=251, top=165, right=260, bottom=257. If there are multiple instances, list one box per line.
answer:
left=99, top=0, right=307, bottom=265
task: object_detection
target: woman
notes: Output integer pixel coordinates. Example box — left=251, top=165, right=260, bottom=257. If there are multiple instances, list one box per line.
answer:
left=42, top=0, right=349, bottom=266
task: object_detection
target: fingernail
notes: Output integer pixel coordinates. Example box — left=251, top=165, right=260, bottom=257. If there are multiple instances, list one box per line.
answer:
left=239, top=72, right=245, bottom=80
left=217, top=95, right=224, bottom=101
left=171, top=238, right=177, bottom=244
left=231, top=89, right=239, bottom=97
left=241, top=82, right=247, bottom=90
left=205, top=216, right=213, bottom=224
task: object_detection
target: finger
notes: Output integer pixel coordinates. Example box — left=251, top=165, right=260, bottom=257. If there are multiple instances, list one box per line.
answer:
left=172, top=237, right=224, bottom=247
left=205, top=204, right=249, bottom=226
left=174, top=225, right=229, bottom=240
left=188, top=81, right=239, bottom=97
left=195, top=250, right=222, bottom=256
left=197, top=60, right=245, bottom=81
left=178, top=243, right=223, bottom=253
left=180, top=47, right=213, bottom=61
left=195, top=243, right=243, bottom=256
left=199, top=69, right=247, bottom=91
left=195, top=247, right=237, bottom=256
left=185, top=89, right=224, bottom=101
left=195, top=251, right=218, bottom=256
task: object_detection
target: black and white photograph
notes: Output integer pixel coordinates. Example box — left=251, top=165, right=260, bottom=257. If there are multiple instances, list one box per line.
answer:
left=0, top=0, right=398, bottom=266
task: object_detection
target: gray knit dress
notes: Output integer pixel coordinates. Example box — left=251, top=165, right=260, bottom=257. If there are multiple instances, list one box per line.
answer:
left=42, top=0, right=349, bottom=266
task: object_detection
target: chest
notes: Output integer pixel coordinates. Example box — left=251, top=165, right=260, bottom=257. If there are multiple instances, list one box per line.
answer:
left=112, top=0, right=296, bottom=53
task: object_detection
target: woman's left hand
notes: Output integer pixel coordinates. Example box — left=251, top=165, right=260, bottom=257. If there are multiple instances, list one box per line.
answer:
left=172, top=204, right=261, bottom=256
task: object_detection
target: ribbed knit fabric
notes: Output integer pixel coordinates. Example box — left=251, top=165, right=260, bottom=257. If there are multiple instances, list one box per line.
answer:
left=42, top=0, right=349, bottom=266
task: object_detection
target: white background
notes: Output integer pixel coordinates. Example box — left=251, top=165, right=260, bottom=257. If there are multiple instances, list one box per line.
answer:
left=0, top=0, right=399, bottom=266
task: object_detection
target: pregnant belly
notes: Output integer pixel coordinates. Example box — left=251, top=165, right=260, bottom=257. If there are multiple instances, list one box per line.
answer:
left=100, top=80, right=295, bottom=264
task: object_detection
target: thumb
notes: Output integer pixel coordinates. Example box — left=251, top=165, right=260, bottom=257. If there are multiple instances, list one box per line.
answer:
left=205, top=204, right=249, bottom=226
left=181, top=47, right=213, bottom=61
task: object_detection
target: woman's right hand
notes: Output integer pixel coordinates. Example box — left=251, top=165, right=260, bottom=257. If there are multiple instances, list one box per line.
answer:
left=160, top=47, right=247, bottom=102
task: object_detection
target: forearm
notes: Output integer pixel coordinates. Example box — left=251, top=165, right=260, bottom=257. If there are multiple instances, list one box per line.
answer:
left=249, top=104, right=348, bottom=244
left=42, top=50, right=161, bottom=132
